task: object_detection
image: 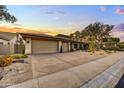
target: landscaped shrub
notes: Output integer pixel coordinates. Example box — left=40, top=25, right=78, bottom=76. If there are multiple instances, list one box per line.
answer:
left=102, top=42, right=117, bottom=46
left=0, top=55, right=14, bottom=67
left=79, top=46, right=83, bottom=50
left=102, top=37, right=120, bottom=43
left=102, top=46, right=121, bottom=51
left=117, top=44, right=124, bottom=49
left=10, top=54, right=28, bottom=59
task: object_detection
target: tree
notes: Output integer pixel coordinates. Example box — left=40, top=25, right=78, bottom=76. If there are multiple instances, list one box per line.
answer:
left=88, top=36, right=96, bottom=53
left=0, top=5, right=17, bottom=23
left=70, top=31, right=81, bottom=42
left=70, top=33, right=75, bottom=40
left=74, top=31, right=81, bottom=41
left=81, top=22, right=114, bottom=51
left=0, top=5, right=17, bottom=80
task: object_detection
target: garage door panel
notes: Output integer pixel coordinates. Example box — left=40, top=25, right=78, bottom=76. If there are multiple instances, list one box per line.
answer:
left=62, top=42, right=68, bottom=52
left=32, top=40, right=58, bottom=54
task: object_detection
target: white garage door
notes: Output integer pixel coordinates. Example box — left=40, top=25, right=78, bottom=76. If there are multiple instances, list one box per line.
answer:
left=32, top=40, right=58, bottom=54
left=62, top=42, right=68, bottom=52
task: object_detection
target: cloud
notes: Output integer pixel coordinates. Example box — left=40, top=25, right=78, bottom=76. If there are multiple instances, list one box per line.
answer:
left=39, top=6, right=66, bottom=15
left=13, top=23, right=22, bottom=26
left=41, top=6, right=48, bottom=10
left=67, top=21, right=82, bottom=27
left=0, top=26, right=54, bottom=35
left=45, top=10, right=66, bottom=15
left=0, top=25, right=72, bottom=35
left=115, top=8, right=124, bottom=14
left=45, top=9, right=67, bottom=21
left=100, top=6, right=107, bottom=12
left=111, top=31, right=124, bottom=37
left=66, top=21, right=83, bottom=31
left=110, top=31, right=124, bottom=41
left=54, top=17, right=60, bottom=20
left=111, top=31, right=124, bottom=41
left=56, top=10, right=66, bottom=15
left=45, top=11, right=55, bottom=14
left=67, top=22, right=73, bottom=26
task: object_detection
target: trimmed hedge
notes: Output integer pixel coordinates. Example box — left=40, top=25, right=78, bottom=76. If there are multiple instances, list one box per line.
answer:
left=102, top=42, right=117, bottom=46
left=10, top=54, right=28, bottom=59
left=102, top=46, right=119, bottom=50
left=102, top=46, right=124, bottom=51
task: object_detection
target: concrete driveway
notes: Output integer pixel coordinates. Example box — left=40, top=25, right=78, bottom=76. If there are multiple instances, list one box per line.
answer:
left=7, top=51, right=124, bottom=88
left=30, top=51, right=107, bottom=78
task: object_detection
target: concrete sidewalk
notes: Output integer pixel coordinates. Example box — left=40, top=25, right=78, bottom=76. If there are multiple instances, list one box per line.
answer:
left=7, top=52, right=124, bottom=88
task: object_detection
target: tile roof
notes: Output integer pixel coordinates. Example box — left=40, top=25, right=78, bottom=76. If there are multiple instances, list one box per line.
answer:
left=0, top=32, right=16, bottom=41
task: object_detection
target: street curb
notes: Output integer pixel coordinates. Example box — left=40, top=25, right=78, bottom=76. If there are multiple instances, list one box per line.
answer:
left=81, top=59, right=124, bottom=88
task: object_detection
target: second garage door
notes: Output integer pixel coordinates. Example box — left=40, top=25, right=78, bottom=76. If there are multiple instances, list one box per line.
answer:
left=31, top=39, right=58, bottom=54
left=62, top=42, right=68, bottom=52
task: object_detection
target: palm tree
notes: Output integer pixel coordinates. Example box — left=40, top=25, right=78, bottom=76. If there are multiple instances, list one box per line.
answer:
left=0, top=5, right=17, bottom=23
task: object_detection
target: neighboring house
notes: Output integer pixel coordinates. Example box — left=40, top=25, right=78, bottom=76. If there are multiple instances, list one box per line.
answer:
left=0, top=32, right=86, bottom=55
left=0, top=35, right=9, bottom=45
left=0, top=32, right=25, bottom=55
left=0, top=35, right=10, bottom=55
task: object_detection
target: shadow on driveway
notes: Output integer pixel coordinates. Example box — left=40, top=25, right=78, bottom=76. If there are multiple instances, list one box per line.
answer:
left=115, top=73, right=124, bottom=88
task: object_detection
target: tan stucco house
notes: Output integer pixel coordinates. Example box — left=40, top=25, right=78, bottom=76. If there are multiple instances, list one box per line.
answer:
left=20, top=33, right=71, bottom=54
left=0, top=32, right=85, bottom=55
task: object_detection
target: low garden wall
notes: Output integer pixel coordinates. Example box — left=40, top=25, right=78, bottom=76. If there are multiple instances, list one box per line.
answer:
left=0, top=45, right=10, bottom=55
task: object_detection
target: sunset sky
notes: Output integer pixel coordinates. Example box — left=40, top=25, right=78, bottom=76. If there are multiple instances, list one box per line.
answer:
left=1, top=5, right=124, bottom=39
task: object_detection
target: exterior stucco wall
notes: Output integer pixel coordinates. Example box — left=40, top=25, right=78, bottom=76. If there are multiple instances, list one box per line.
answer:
left=6, top=34, right=26, bottom=54
left=62, top=42, right=68, bottom=52
left=58, top=41, right=71, bottom=52
left=0, top=39, right=14, bottom=54
left=0, top=39, right=9, bottom=45
left=77, top=43, right=80, bottom=49
left=0, top=45, right=10, bottom=55
left=9, top=34, right=25, bottom=45
left=58, top=41, right=62, bottom=53
left=9, top=44, right=15, bottom=54
left=68, top=42, right=71, bottom=52
left=25, top=38, right=31, bottom=54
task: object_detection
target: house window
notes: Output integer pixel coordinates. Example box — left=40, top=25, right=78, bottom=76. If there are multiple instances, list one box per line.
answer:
left=74, top=44, right=78, bottom=48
